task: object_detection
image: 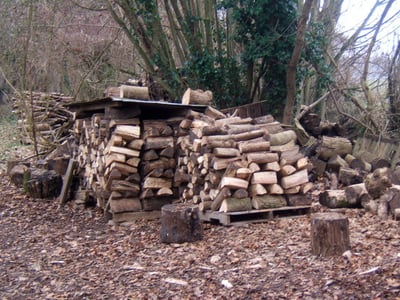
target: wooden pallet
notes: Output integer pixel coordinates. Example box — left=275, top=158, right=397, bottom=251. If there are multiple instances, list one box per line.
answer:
left=199, top=206, right=311, bottom=226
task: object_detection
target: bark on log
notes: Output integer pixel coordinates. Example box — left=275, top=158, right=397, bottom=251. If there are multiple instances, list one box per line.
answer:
left=319, top=189, right=350, bottom=208
left=327, top=154, right=349, bottom=173
left=311, top=212, right=350, bottom=256
left=9, top=164, right=30, bottom=187
left=246, top=152, right=279, bottom=164
left=371, top=158, right=391, bottom=171
left=286, top=194, right=312, bottom=206
left=238, top=140, right=270, bottom=153
left=317, top=136, right=352, bottom=161
left=26, top=169, right=62, bottom=199
left=160, top=204, right=203, bottom=243
left=365, top=167, right=393, bottom=199
left=387, top=185, right=400, bottom=215
left=344, top=183, right=368, bottom=207
left=219, top=197, right=252, bottom=212
left=338, top=167, right=363, bottom=186
left=270, top=130, right=297, bottom=146
left=252, top=195, right=287, bottom=209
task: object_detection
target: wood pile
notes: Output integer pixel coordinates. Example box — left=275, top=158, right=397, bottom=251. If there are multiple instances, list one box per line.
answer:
left=174, top=108, right=313, bottom=213
left=72, top=111, right=186, bottom=222
left=70, top=103, right=314, bottom=222
left=308, top=130, right=400, bottom=220
left=12, top=92, right=74, bottom=152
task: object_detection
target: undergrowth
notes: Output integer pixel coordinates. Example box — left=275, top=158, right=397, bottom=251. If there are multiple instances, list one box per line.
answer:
left=0, top=104, right=30, bottom=171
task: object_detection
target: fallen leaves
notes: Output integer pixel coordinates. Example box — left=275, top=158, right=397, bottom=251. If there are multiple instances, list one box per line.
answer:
left=1, top=173, right=400, bottom=298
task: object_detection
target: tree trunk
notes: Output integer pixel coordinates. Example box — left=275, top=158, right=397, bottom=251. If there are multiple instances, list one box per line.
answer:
left=283, top=0, right=314, bottom=124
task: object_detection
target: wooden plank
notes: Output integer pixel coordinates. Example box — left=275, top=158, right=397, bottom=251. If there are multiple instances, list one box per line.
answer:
left=113, top=211, right=161, bottom=223
left=58, top=159, right=77, bottom=207
left=199, top=206, right=311, bottom=226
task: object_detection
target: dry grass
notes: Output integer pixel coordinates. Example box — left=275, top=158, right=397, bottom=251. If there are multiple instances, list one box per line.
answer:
left=0, top=105, right=32, bottom=172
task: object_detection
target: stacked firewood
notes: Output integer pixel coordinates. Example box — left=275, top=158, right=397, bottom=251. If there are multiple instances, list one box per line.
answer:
left=12, top=92, right=74, bottom=152
left=73, top=113, right=187, bottom=220
left=104, top=119, right=143, bottom=217
left=73, top=113, right=109, bottom=207
left=140, top=119, right=179, bottom=211
left=175, top=108, right=313, bottom=213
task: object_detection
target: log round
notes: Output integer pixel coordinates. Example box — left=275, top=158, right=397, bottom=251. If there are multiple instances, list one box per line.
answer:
left=160, top=203, right=203, bottom=244
left=26, top=169, right=62, bottom=199
left=311, top=212, right=350, bottom=257
left=182, top=88, right=213, bottom=105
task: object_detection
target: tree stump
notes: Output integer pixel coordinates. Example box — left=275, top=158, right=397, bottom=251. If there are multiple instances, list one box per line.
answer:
left=26, top=169, right=62, bottom=199
left=311, top=212, right=350, bottom=256
left=160, top=203, right=203, bottom=244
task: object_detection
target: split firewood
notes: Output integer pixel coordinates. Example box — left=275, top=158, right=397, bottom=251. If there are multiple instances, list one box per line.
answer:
left=279, top=151, right=304, bottom=166
left=114, top=125, right=141, bottom=140
left=263, top=161, right=281, bottom=172
left=109, top=146, right=140, bottom=158
left=210, top=187, right=232, bottom=211
left=319, top=189, right=355, bottom=208
left=220, top=177, right=249, bottom=189
left=279, top=165, right=297, bottom=177
left=249, top=184, right=268, bottom=197
left=251, top=171, right=278, bottom=185
left=300, top=182, right=314, bottom=194
left=280, top=169, right=308, bottom=189
left=267, top=183, right=284, bottom=195
left=284, top=186, right=301, bottom=194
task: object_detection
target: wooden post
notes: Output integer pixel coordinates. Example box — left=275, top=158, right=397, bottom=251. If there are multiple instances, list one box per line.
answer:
left=311, top=212, right=350, bottom=256
left=160, top=203, right=203, bottom=244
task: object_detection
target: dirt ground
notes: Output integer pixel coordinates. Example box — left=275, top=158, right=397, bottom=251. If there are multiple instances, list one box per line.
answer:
left=0, top=173, right=400, bottom=299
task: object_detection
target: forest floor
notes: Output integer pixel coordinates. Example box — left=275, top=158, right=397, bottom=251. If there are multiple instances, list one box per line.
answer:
left=1, top=172, right=400, bottom=299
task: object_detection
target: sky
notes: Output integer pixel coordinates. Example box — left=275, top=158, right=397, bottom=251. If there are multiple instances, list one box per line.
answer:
left=338, top=0, right=400, bottom=53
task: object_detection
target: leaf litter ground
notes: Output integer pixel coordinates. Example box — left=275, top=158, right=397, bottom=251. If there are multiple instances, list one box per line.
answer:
left=0, top=173, right=400, bottom=299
